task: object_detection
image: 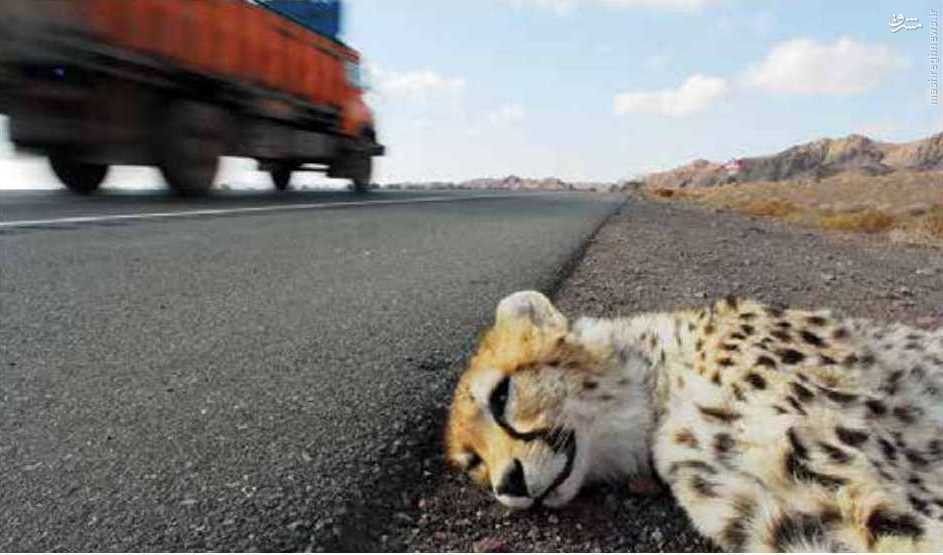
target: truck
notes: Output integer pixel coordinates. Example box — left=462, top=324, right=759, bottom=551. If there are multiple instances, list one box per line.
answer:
left=0, top=0, right=384, bottom=195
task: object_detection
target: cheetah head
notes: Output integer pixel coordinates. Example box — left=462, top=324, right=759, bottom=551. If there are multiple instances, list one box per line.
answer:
left=445, top=291, right=611, bottom=509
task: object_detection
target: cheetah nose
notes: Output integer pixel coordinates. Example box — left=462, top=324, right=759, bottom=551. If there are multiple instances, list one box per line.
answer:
left=496, top=459, right=529, bottom=498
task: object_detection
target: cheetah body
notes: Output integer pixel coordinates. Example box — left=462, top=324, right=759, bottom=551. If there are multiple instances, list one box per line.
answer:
left=446, top=292, right=943, bottom=552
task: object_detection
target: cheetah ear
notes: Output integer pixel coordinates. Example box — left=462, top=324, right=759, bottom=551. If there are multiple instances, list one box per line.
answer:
left=495, top=291, right=567, bottom=332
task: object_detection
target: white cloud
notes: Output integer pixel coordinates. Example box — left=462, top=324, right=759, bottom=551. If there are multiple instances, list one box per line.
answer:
left=506, top=0, right=717, bottom=14
left=614, top=74, right=728, bottom=117
left=745, top=37, right=908, bottom=95
left=487, top=103, right=526, bottom=126
left=369, top=66, right=465, bottom=99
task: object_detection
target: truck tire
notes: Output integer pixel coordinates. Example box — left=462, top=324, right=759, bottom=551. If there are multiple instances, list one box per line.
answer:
left=270, top=165, right=293, bottom=191
left=158, top=101, right=224, bottom=196
left=49, top=155, right=109, bottom=194
left=348, top=154, right=373, bottom=194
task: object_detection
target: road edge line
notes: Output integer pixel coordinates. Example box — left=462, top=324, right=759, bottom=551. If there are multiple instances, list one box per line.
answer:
left=0, top=193, right=532, bottom=230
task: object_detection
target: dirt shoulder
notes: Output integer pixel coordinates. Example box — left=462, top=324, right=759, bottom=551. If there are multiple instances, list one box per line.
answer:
left=384, top=194, right=942, bottom=553
left=646, top=171, right=943, bottom=248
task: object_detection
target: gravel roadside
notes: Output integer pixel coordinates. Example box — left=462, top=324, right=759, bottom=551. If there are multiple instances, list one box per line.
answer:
left=372, top=193, right=943, bottom=553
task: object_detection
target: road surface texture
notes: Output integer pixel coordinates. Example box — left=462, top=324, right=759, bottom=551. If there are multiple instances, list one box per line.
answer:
left=391, top=193, right=943, bottom=553
left=0, top=189, right=622, bottom=551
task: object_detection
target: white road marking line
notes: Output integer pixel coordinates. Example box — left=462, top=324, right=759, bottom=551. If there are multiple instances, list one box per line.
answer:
left=0, top=194, right=524, bottom=229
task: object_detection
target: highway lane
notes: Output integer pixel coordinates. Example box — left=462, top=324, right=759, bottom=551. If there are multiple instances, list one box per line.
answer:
left=0, top=189, right=513, bottom=226
left=0, top=190, right=623, bottom=550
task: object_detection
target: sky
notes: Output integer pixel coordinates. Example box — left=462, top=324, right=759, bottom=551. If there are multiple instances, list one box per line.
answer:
left=1, top=0, right=941, bottom=189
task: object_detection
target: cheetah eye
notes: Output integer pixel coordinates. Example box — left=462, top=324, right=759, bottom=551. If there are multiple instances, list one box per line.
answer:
left=465, top=451, right=483, bottom=472
left=489, top=376, right=511, bottom=420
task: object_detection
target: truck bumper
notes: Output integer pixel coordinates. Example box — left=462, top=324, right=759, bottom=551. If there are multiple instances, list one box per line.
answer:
left=345, top=137, right=385, bottom=157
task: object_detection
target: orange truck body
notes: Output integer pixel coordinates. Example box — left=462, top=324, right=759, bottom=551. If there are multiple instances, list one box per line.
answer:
left=0, top=0, right=382, bottom=193
left=80, top=0, right=368, bottom=137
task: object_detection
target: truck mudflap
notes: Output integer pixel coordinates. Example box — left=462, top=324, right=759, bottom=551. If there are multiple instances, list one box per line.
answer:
left=366, top=142, right=386, bottom=157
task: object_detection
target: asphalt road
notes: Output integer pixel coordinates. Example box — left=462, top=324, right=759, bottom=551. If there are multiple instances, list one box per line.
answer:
left=0, top=189, right=622, bottom=551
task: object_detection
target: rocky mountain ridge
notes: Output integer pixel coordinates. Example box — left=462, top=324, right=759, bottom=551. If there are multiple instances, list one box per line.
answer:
left=645, top=132, right=943, bottom=189
left=384, top=175, right=625, bottom=192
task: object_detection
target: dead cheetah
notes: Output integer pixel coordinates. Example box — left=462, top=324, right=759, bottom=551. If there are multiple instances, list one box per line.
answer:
left=446, top=291, right=943, bottom=551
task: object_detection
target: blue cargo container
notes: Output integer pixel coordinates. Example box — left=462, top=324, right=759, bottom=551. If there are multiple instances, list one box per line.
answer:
left=257, top=0, right=342, bottom=40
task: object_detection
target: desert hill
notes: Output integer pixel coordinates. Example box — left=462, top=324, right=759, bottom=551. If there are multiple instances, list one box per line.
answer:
left=645, top=132, right=943, bottom=189
left=385, top=175, right=621, bottom=192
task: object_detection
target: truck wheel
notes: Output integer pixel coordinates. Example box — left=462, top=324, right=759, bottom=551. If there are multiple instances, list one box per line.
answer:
left=348, top=154, right=373, bottom=194
left=49, top=155, right=109, bottom=194
left=270, top=166, right=293, bottom=191
left=158, top=101, right=224, bottom=196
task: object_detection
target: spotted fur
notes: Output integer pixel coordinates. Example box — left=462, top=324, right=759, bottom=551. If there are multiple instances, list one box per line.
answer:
left=446, top=291, right=943, bottom=552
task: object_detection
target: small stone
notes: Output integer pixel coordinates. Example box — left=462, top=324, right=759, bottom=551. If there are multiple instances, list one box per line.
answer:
left=473, top=536, right=509, bottom=553
left=547, top=514, right=559, bottom=525
left=821, top=273, right=836, bottom=283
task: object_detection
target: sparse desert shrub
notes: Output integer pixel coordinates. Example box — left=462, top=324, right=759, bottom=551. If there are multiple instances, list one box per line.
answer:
left=818, top=209, right=895, bottom=233
left=735, top=199, right=798, bottom=218
left=893, top=203, right=930, bottom=217
left=650, top=170, right=941, bottom=245
left=920, top=206, right=943, bottom=238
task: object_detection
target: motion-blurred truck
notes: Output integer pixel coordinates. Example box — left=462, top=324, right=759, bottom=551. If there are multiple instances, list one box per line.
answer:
left=0, top=0, right=383, bottom=194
